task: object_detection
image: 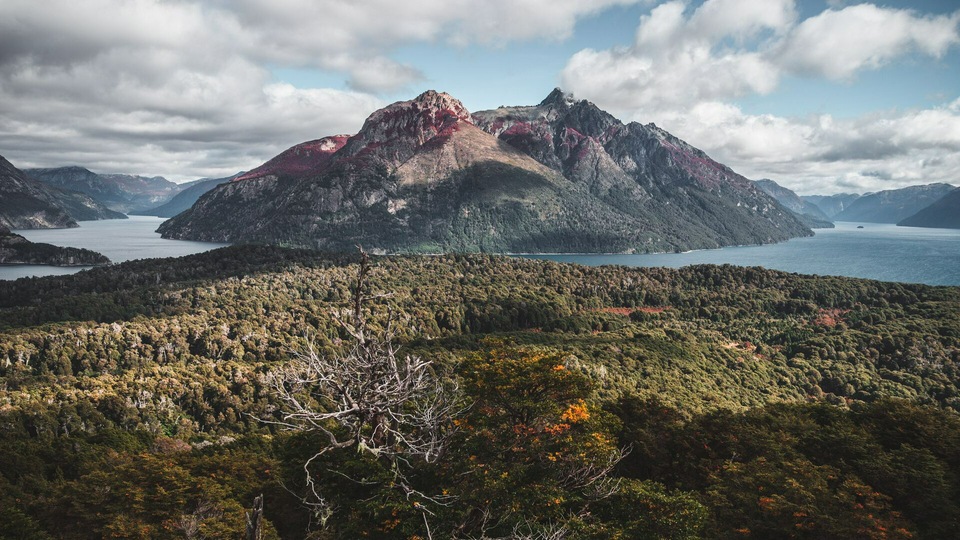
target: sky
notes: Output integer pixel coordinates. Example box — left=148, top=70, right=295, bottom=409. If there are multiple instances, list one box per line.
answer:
left=0, top=0, right=958, bottom=195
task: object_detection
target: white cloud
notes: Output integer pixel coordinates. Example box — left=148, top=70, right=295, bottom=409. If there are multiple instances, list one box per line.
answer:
left=563, top=0, right=792, bottom=112
left=0, top=0, right=640, bottom=179
left=651, top=100, right=960, bottom=195
left=0, top=51, right=382, bottom=180
left=561, top=1, right=960, bottom=194
left=0, top=0, right=640, bottom=93
left=778, top=4, right=960, bottom=79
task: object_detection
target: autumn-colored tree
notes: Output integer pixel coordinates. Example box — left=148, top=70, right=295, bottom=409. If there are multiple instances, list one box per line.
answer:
left=450, top=344, right=628, bottom=538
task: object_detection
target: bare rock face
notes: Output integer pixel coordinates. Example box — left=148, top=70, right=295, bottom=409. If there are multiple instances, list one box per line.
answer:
left=160, top=89, right=811, bottom=254
left=474, top=89, right=810, bottom=248
left=473, top=90, right=638, bottom=200
left=0, top=155, right=78, bottom=229
left=337, top=90, right=473, bottom=168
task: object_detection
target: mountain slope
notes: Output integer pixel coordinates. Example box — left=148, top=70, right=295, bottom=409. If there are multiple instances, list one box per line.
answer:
left=160, top=90, right=810, bottom=253
left=754, top=179, right=834, bottom=228
left=26, top=167, right=181, bottom=213
left=472, top=89, right=811, bottom=248
left=0, top=155, right=77, bottom=229
left=898, top=187, right=960, bottom=229
left=234, top=136, right=349, bottom=182
left=133, top=173, right=242, bottom=218
left=834, top=183, right=955, bottom=223
left=43, top=185, right=127, bottom=221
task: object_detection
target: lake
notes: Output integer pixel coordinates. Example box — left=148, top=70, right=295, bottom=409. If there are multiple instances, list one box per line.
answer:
left=1, top=216, right=229, bottom=281
left=523, top=222, right=960, bottom=286
left=2, top=220, right=958, bottom=285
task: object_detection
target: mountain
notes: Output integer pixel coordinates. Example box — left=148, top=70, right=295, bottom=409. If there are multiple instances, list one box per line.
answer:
left=0, top=155, right=126, bottom=229
left=159, top=90, right=810, bottom=253
left=26, top=166, right=181, bottom=213
left=898, top=187, right=960, bottom=229
left=754, top=179, right=833, bottom=228
left=0, top=225, right=110, bottom=266
left=133, top=173, right=243, bottom=218
left=802, top=193, right=862, bottom=219
left=0, top=155, right=78, bottom=229
left=43, top=185, right=127, bottom=221
left=833, top=183, right=956, bottom=223
left=471, top=89, right=811, bottom=247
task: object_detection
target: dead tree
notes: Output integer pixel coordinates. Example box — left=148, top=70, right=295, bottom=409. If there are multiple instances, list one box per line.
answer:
left=268, top=250, right=459, bottom=534
left=245, top=494, right=263, bottom=540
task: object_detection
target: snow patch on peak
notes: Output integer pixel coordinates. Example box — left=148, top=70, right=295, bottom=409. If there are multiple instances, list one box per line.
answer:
left=318, top=135, right=352, bottom=152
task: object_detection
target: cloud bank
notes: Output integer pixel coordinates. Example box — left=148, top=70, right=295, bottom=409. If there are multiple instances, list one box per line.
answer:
left=0, top=0, right=636, bottom=179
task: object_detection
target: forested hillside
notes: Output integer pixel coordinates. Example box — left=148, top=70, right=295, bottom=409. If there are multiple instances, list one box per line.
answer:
left=1, top=247, right=959, bottom=538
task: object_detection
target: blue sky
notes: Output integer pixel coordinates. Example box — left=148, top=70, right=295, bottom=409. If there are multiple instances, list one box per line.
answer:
left=1, top=0, right=958, bottom=194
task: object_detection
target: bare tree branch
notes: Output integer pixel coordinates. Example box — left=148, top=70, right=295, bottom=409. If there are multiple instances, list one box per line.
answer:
left=266, top=249, right=461, bottom=531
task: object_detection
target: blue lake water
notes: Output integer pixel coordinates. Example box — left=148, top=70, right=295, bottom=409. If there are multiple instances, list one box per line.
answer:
left=1, top=216, right=228, bottom=281
left=522, top=222, right=960, bottom=286
left=2, top=220, right=958, bottom=285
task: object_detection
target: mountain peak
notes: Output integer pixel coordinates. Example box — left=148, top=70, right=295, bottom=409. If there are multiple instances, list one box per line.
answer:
left=411, top=90, right=468, bottom=113
left=336, top=90, right=473, bottom=166
left=539, top=87, right=575, bottom=107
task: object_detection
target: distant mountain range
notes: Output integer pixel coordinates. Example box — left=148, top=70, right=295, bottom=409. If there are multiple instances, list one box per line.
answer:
left=8, top=90, right=954, bottom=246
left=25, top=166, right=182, bottom=213
left=898, top=187, right=960, bottom=229
left=159, top=89, right=811, bottom=253
left=829, top=183, right=955, bottom=224
left=801, top=193, right=862, bottom=219
left=754, top=179, right=833, bottom=229
left=0, top=155, right=124, bottom=229
left=133, top=173, right=242, bottom=218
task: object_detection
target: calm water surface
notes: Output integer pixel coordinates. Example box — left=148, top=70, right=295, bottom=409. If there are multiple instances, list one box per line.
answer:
left=1, top=216, right=228, bottom=281
left=523, top=222, right=960, bottom=286
left=3, top=220, right=958, bottom=285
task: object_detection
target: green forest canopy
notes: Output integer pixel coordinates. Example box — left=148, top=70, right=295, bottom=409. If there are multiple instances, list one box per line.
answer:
left=1, top=246, right=958, bottom=538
